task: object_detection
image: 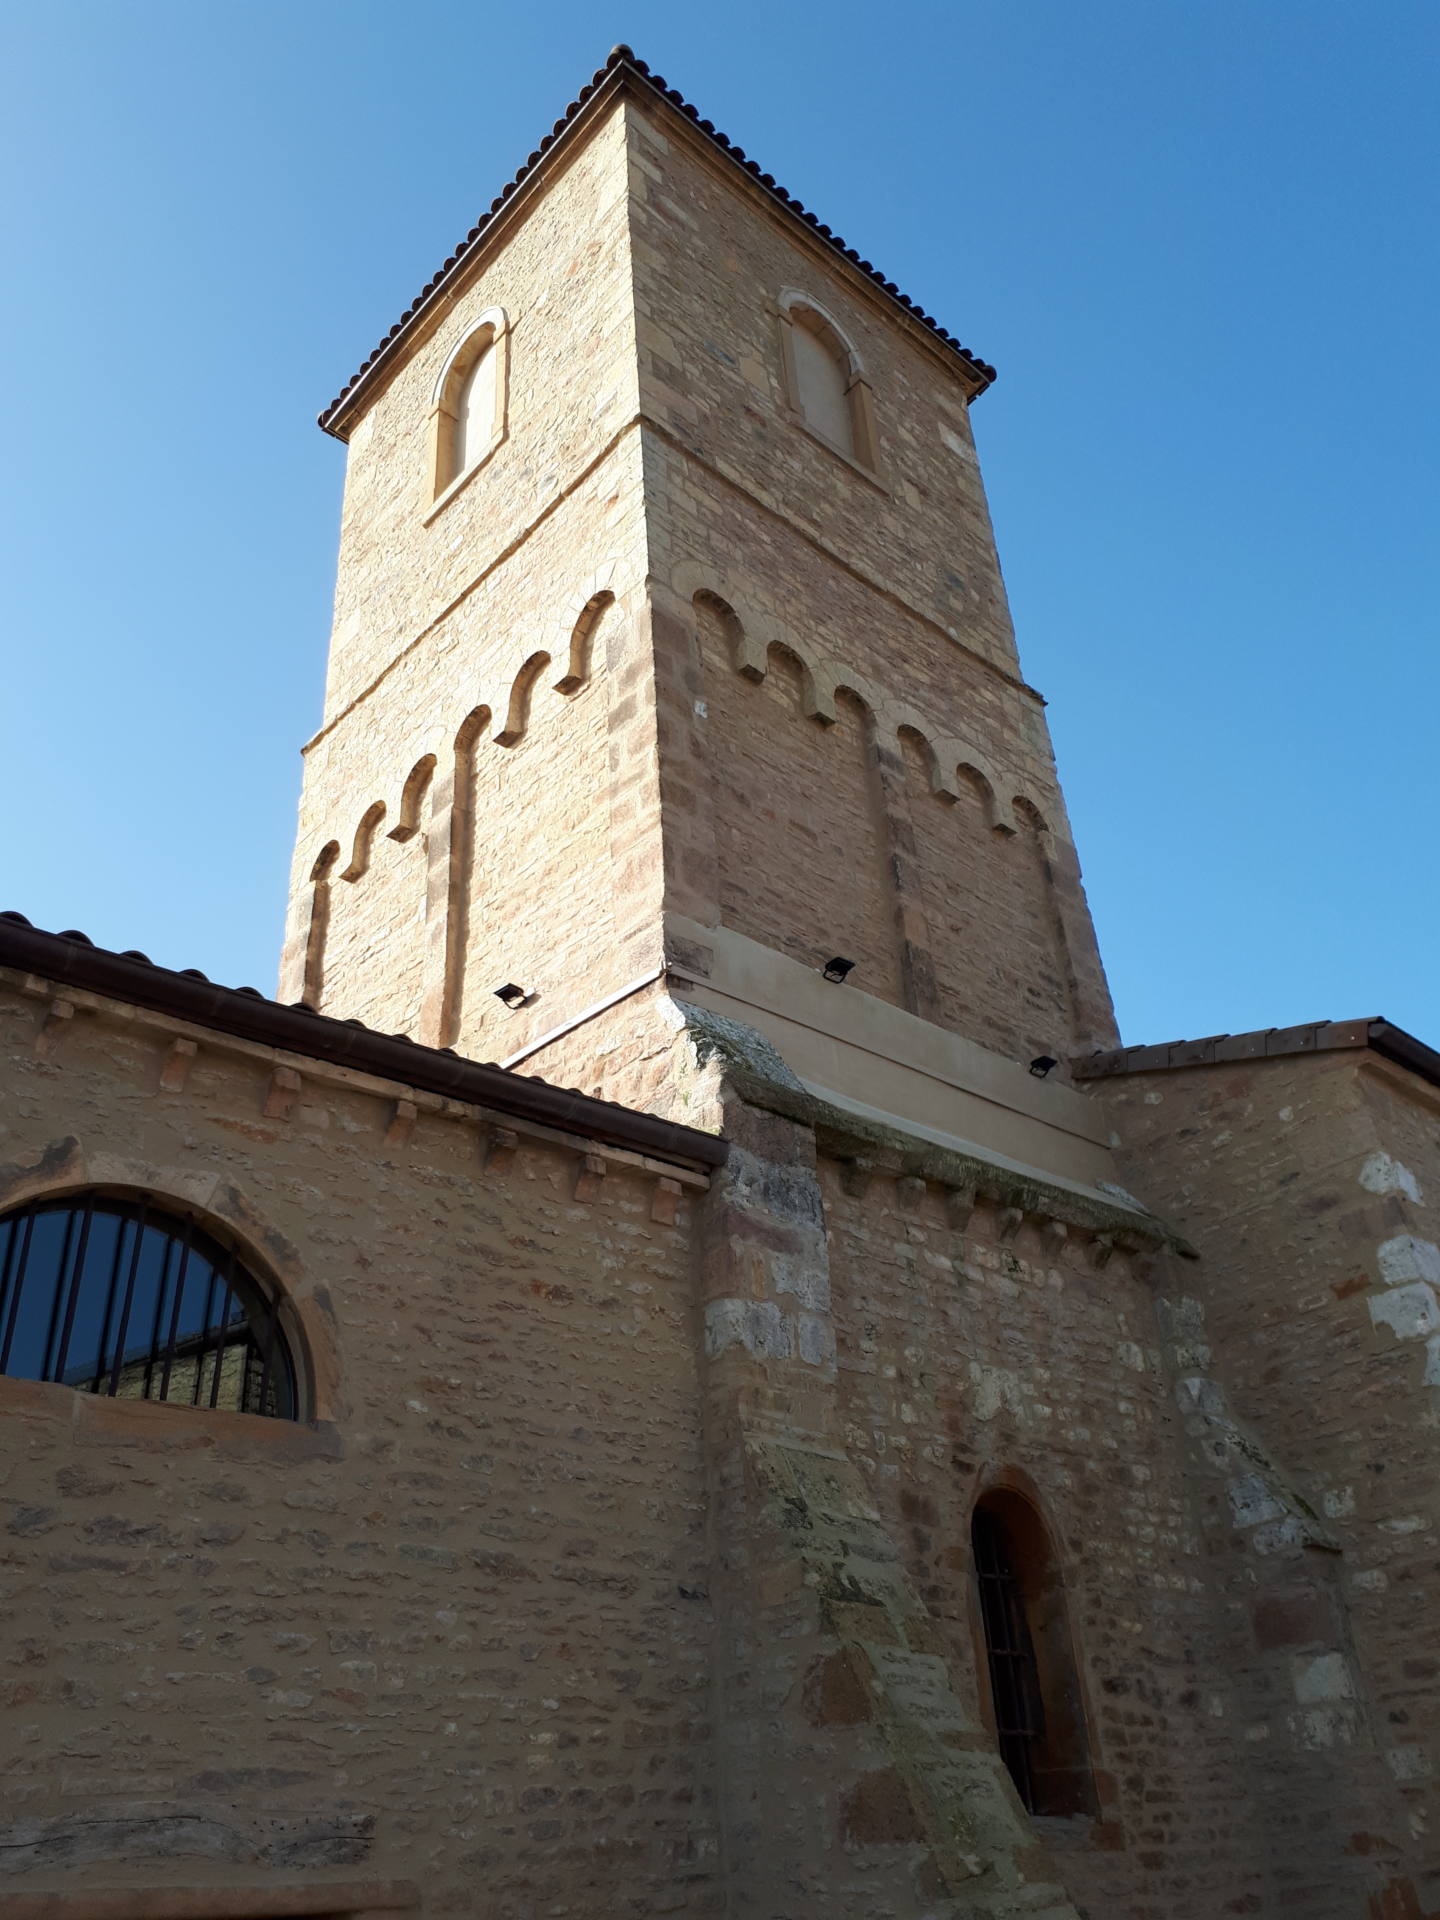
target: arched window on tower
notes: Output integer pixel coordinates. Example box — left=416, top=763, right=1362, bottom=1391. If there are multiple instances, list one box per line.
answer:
left=0, top=1192, right=299, bottom=1419
left=971, top=1488, right=1095, bottom=1817
left=778, top=292, right=879, bottom=471
left=429, top=309, right=510, bottom=502
left=453, top=342, right=498, bottom=476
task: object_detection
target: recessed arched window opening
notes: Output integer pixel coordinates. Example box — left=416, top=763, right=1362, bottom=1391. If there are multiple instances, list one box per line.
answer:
left=971, top=1488, right=1095, bottom=1818
left=430, top=309, right=510, bottom=502
left=0, top=1192, right=299, bottom=1420
left=777, top=292, right=879, bottom=471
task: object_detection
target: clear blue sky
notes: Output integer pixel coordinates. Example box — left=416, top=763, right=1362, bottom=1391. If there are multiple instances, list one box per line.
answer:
left=2, top=1, right=1435, bottom=1044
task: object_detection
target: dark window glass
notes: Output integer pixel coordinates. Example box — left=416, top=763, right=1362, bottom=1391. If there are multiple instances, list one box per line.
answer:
left=0, top=1193, right=296, bottom=1419
left=973, top=1504, right=1047, bottom=1810
left=972, top=1494, right=1094, bottom=1818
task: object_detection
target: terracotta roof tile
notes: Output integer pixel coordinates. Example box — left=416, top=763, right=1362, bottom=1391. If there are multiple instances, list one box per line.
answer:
left=0, top=911, right=724, bottom=1170
left=1076, top=1017, right=1440, bottom=1094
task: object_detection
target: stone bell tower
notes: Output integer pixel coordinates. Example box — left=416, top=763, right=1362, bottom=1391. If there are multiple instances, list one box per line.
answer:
left=281, top=43, right=1118, bottom=1195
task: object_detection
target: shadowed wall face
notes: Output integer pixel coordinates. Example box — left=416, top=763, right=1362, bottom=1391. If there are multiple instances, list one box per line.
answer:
left=699, top=605, right=902, bottom=1004
left=0, top=968, right=713, bottom=1912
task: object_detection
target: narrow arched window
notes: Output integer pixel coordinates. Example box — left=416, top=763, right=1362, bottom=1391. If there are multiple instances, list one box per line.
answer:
left=453, top=341, right=497, bottom=478
left=972, top=1491, right=1094, bottom=1816
left=791, top=314, right=854, bottom=455
left=0, top=1193, right=298, bottom=1419
left=429, top=309, right=510, bottom=503
left=778, top=294, right=879, bottom=471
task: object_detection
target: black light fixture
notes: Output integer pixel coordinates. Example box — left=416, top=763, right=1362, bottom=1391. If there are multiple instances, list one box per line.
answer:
left=1029, top=1054, right=1058, bottom=1079
left=822, top=956, right=856, bottom=984
left=494, top=983, right=530, bottom=1009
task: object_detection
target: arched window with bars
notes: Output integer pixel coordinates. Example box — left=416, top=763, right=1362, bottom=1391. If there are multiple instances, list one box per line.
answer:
left=0, top=1192, right=299, bottom=1420
left=971, top=1487, right=1095, bottom=1817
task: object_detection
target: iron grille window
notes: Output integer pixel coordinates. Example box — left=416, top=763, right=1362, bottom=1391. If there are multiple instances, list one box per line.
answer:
left=972, top=1504, right=1047, bottom=1812
left=0, top=1192, right=297, bottom=1419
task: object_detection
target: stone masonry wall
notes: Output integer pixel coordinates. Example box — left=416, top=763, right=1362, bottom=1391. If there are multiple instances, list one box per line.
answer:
left=625, top=100, right=1117, bottom=1061
left=450, top=594, right=617, bottom=1063
left=282, top=99, right=654, bottom=1059
left=0, top=973, right=716, bottom=1917
left=699, top=614, right=905, bottom=1004
left=1100, top=1050, right=1440, bottom=1915
left=624, top=104, right=1019, bottom=681
left=820, top=1164, right=1274, bottom=1919
left=318, top=107, right=639, bottom=726
left=284, top=93, right=1117, bottom=1072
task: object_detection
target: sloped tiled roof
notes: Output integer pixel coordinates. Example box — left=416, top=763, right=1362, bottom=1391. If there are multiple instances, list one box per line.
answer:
left=1077, top=1017, right=1440, bottom=1091
left=319, top=44, right=996, bottom=439
left=0, top=911, right=725, bottom=1170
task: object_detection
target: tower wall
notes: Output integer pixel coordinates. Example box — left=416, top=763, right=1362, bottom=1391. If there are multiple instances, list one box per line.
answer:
left=281, top=104, right=661, bottom=1062
left=287, top=88, right=1119, bottom=1091
left=624, top=98, right=1117, bottom=1069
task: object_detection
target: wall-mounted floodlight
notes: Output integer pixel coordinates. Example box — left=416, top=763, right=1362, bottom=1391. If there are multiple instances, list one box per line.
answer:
left=822, top=957, right=856, bottom=984
left=1029, top=1055, right=1058, bottom=1079
left=494, top=983, right=530, bottom=1009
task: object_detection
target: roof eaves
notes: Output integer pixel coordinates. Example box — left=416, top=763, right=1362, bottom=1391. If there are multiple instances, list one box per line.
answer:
left=1076, top=1016, right=1440, bottom=1097
left=1368, top=1020, right=1440, bottom=1091
left=318, top=44, right=996, bottom=441
left=0, top=911, right=725, bottom=1173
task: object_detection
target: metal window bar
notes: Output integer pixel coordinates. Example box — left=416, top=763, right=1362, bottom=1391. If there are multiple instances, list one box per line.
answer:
left=139, top=1229, right=178, bottom=1403
left=0, top=1209, right=37, bottom=1373
left=153, top=1213, right=196, bottom=1405
left=209, top=1254, right=239, bottom=1410
left=103, top=1199, right=150, bottom=1399
left=39, top=1207, right=79, bottom=1384
left=88, top=1210, right=134, bottom=1397
left=0, top=1194, right=295, bottom=1420
left=973, top=1507, right=1046, bottom=1814
left=50, top=1197, right=97, bottom=1388
left=193, top=1254, right=221, bottom=1407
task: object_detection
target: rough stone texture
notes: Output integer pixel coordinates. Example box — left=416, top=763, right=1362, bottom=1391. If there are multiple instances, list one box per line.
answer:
left=1098, top=1048, right=1440, bottom=1916
left=279, top=102, right=651, bottom=1062
left=0, top=975, right=714, bottom=1917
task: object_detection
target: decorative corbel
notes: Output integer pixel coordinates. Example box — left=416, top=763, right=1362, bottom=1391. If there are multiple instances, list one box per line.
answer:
left=159, top=1037, right=198, bottom=1093
left=896, top=1175, right=928, bottom=1213
left=481, top=1125, right=519, bottom=1174
left=574, top=1153, right=607, bottom=1203
left=651, top=1176, right=683, bottom=1225
left=1039, top=1218, right=1069, bottom=1258
left=837, top=1158, right=876, bottom=1201
left=34, top=998, right=76, bottom=1058
left=263, top=1066, right=302, bottom=1120
left=945, top=1184, right=978, bottom=1233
